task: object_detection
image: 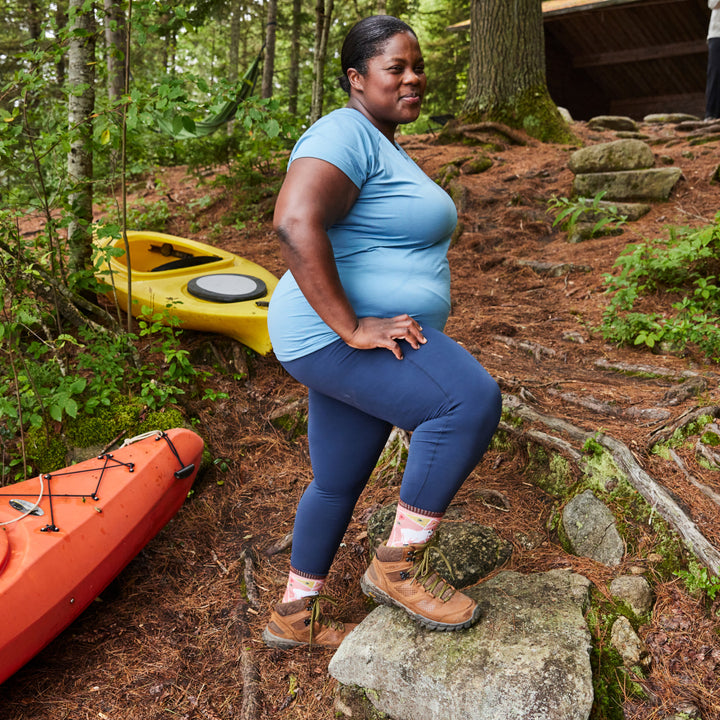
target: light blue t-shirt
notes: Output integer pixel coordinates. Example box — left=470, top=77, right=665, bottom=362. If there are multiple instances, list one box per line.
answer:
left=267, top=108, right=457, bottom=362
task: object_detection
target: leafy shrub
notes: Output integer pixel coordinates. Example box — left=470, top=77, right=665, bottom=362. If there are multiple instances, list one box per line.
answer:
left=601, top=214, right=720, bottom=360
left=548, top=191, right=628, bottom=238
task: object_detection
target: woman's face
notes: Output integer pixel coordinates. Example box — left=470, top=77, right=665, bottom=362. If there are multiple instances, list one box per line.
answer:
left=347, top=31, right=426, bottom=139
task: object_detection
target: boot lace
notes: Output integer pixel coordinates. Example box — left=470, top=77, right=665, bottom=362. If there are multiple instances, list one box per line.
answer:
left=304, top=595, right=345, bottom=647
left=407, top=544, right=457, bottom=602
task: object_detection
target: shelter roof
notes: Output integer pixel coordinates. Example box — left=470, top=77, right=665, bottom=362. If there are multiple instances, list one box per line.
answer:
left=449, top=0, right=710, bottom=119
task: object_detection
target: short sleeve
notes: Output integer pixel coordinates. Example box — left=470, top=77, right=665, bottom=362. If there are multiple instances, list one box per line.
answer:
left=289, top=110, right=378, bottom=190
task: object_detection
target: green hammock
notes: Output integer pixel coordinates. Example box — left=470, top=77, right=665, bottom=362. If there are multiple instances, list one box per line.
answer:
left=156, top=48, right=263, bottom=140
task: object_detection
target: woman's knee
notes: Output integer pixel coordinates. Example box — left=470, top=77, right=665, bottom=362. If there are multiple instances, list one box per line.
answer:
left=455, top=369, right=502, bottom=430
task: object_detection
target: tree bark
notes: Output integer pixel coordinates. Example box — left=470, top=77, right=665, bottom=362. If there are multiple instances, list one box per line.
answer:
left=261, top=0, right=277, bottom=99
left=56, top=1, right=68, bottom=85
left=462, top=0, right=572, bottom=143
left=103, top=0, right=126, bottom=102
left=287, top=0, right=301, bottom=114
left=66, top=0, right=96, bottom=275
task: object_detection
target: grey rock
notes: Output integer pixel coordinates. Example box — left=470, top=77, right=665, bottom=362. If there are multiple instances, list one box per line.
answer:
left=587, top=115, right=638, bottom=131
left=609, top=575, right=654, bottom=616
left=644, top=113, right=700, bottom=124
left=568, top=139, right=654, bottom=174
left=329, top=569, right=593, bottom=720
left=610, top=616, right=647, bottom=667
left=557, top=106, right=573, bottom=123
left=572, top=167, right=682, bottom=201
left=562, top=489, right=624, bottom=566
left=567, top=222, right=624, bottom=244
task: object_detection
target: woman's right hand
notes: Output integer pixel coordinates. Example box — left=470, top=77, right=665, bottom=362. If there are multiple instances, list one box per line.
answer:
left=345, top=315, right=427, bottom=360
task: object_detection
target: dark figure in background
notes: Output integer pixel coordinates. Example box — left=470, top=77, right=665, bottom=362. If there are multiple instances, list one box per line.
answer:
left=707, top=0, right=720, bottom=120
left=263, top=15, right=502, bottom=650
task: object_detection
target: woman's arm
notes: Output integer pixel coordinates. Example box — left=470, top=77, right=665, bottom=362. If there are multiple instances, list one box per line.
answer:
left=273, top=156, right=426, bottom=360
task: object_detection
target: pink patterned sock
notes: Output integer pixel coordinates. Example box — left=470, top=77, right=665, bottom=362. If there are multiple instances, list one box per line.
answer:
left=387, top=502, right=443, bottom=547
left=282, top=569, right=326, bottom=603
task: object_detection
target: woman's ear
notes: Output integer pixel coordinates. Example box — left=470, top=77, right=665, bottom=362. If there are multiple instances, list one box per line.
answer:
left=346, top=68, right=364, bottom=92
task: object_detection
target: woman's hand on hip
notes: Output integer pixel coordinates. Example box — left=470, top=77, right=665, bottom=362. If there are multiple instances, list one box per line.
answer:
left=346, top=315, right=427, bottom=360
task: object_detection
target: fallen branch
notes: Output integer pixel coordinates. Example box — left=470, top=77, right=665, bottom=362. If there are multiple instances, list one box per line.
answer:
left=503, top=394, right=720, bottom=575
left=263, top=531, right=293, bottom=557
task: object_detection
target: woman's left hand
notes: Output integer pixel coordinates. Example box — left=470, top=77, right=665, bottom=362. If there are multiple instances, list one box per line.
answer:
left=346, top=314, right=427, bottom=360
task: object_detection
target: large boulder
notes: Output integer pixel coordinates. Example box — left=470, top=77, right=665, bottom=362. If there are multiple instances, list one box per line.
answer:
left=330, top=569, right=594, bottom=720
left=572, top=167, right=682, bottom=202
left=568, top=139, right=655, bottom=174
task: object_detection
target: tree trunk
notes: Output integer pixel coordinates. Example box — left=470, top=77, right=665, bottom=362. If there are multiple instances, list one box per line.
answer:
left=66, top=0, right=96, bottom=275
left=103, top=0, right=126, bottom=102
left=261, top=0, right=277, bottom=99
left=28, top=0, right=41, bottom=41
left=462, top=0, right=572, bottom=143
left=56, top=1, right=68, bottom=85
left=228, top=0, right=241, bottom=83
left=310, top=0, right=333, bottom=124
left=288, top=0, right=301, bottom=114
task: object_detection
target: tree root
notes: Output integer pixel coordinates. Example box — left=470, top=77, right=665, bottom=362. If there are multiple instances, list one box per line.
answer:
left=647, top=405, right=720, bottom=450
left=494, top=335, right=558, bottom=361
left=232, top=601, right=262, bottom=720
left=668, top=449, right=720, bottom=510
left=503, top=394, right=720, bottom=575
left=239, top=545, right=261, bottom=610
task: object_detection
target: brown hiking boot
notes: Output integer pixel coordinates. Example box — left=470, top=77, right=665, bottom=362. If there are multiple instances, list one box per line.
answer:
left=360, top=543, right=481, bottom=631
left=262, top=596, right=357, bottom=649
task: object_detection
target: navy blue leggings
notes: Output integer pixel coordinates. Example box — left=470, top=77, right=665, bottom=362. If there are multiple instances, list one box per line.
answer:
left=281, top=327, right=502, bottom=577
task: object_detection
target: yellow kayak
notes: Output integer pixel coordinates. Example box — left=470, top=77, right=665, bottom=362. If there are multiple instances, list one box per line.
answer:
left=94, top=230, right=278, bottom=355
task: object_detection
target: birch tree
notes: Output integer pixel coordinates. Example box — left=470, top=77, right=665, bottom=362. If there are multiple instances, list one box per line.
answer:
left=66, top=0, right=96, bottom=275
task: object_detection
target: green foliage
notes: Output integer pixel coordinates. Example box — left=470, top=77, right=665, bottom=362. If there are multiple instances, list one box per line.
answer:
left=601, top=214, right=720, bottom=360
left=126, top=198, right=171, bottom=232
left=548, top=191, right=628, bottom=238
left=210, top=98, right=304, bottom=224
left=675, top=560, right=720, bottom=601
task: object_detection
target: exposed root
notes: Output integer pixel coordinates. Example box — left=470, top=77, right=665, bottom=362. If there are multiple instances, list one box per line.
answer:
left=503, top=394, right=720, bottom=575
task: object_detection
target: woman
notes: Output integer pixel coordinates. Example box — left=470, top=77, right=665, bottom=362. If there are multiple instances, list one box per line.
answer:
left=263, top=15, right=502, bottom=649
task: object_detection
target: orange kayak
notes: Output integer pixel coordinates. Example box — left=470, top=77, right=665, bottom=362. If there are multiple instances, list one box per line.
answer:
left=0, top=428, right=203, bottom=685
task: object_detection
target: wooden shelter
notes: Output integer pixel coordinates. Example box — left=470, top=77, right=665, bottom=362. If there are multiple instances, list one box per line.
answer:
left=449, top=0, right=710, bottom=120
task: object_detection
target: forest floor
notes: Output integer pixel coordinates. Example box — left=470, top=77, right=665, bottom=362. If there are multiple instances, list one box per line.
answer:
left=2, top=119, right=720, bottom=720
